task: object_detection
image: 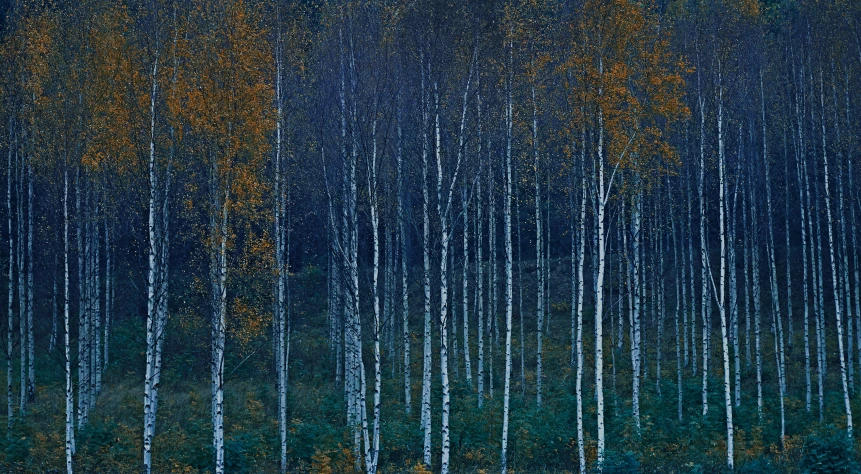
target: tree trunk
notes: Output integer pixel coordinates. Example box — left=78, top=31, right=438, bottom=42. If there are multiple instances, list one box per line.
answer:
left=476, top=81, right=485, bottom=408
left=210, top=163, right=230, bottom=474
left=697, top=81, right=709, bottom=419
left=750, top=152, right=764, bottom=425
left=631, top=191, right=642, bottom=435
left=275, top=31, right=290, bottom=471
left=717, top=74, right=734, bottom=469
left=489, top=155, right=496, bottom=399
left=672, top=189, right=683, bottom=422
left=92, top=199, right=101, bottom=400
left=437, top=47, right=473, bottom=469
left=7, top=125, right=14, bottom=435
left=846, top=75, right=861, bottom=399
left=831, top=73, right=851, bottom=394
left=26, top=159, right=33, bottom=403
left=688, top=176, right=697, bottom=376
left=819, top=69, right=853, bottom=437
left=575, top=166, right=587, bottom=473
left=18, top=144, right=26, bottom=415
left=795, top=112, right=813, bottom=412
left=104, top=222, right=112, bottom=371
left=731, top=126, right=742, bottom=408
left=501, top=40, right=513, bottom=472
left=420, top=55, right=432, bottom=467
left=397, top=99, right=411, bottom=414
left=762, top=71, right=786, bottom=447
left=366, top=109, right=382, bottom=474
left=143, top=58, right=160, bottom=474
left=76, top=169, right=87, bottom=427
left=64, top=153, right=74, bottom=474
left=594, top=57, right=607, bottom=467
left=462, top=186, right=472, bottom=389
left=532, top=79, right=544, bottom=408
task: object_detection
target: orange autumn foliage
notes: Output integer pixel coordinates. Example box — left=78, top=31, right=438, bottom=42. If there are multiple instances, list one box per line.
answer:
left=563, top=0, right=689, bottom=185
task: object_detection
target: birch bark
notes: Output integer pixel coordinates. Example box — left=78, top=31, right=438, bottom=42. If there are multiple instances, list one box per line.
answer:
left=819, top=69, right=853, bottom=437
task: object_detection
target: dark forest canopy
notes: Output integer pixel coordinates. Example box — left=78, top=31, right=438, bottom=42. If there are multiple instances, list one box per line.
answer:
left=1, top=0, right=861, bottom=472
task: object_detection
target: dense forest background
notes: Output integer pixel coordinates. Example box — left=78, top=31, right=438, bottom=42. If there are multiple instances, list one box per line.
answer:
left=1, top=0, right=860, bottom=472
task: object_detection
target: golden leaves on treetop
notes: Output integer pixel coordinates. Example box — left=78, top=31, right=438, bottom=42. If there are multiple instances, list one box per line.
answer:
left=562, top=0, right=689, bottom=187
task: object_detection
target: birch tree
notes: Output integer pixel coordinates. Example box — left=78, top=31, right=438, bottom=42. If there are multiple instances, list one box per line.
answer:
left=566, top=1, right=688, bottom=464
left=819, top=67, right=853, bottom=437
left=183, top=5, right=272, bottom=470
left=6, top=121, right=14, bottom=435
left=501, top=26, right=514, bottom=472
left=420, top=51, right=433, bottom=468
left=434, top=40, right=475, bottom=471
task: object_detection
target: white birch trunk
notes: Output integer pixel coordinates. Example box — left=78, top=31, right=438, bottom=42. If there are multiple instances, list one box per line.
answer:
left=531, top=78, right=544, bottom=408
left=631, top=191, right=642, bottom=435
left=450, top=235, right=458, bottom=380
left=92, top=200, right=101, bottom=399
left=397, top=100, right=411, bottom=413
left=143, top=58, right=159, bottom=474
left=819, top=69, right=853, bottom=437
left=658, top=212, right=666, bottom=398
left=594, top=56, right=607, bottom=467
left=717, top=75, right=734, bottom=469
left=803, top=138, right=825, bottom=420
left=762, top=71, right=786, bottom=446
left=463, top=187, right=473, bottom=389
left=672, top=194, right=683, bottom=421
left=273, top=28, right=290, bottom=472
left=348, top=35, right=367, bottom=471
left=64, top=153, right=74, bottom=474
left=365, top=110, right=382, bottom=473
left=681, top=193, right=688, bottom=371
left=750, top=160, right=764, bottom=425
left=697, top=82, right=709, bottom=418
left=743, top=173, right=752, bottom=373
left=476, top=81, right=485, bottom=408
left=570, top=174, right=578, bottom=369
left=688, top=178, right=697, bottom=375
left=501, top=38, right=513, bottom=472
left=17, top=146, right=25, bottom=415
left=489, top=157, right=496, bottom=399
left=517, top=169, right=525, bottom=397
left=833, top=77, right=852, bottom=393
left=75, top=170, right=85, bottom=428
left=795, top=119, right=812, bottom=412
left=26, top=159, right=33, bottom=403
left=420, top=55, right=432, bottom=468
left=7, top=127, right=14, bottom=435
left=731, top=127, right=742, bottom=408
left=785, top=156, right=794, bottom=355
left=813, top=164, right=827, bottom=421
left=437, top=46, right=474, bottom=468
left=791, top=60, right=813, bottom=411
left=210, top=166, right=230, bottom=474
left=847, top=76, right=861, bottom=396
left=809, top=65, right=828, bottom=412
left=104, top=223, right=111, bottom=370
left=575, top=170, right=587, bottom=473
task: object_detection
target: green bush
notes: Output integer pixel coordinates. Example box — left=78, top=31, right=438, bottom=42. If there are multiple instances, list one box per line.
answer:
left=602, top=450, right=640, bottom=474
left=3, top=423, right=32, bottom=466
left=800, top=426, right=858, bottom=474
left=738, top=457, right=775, bottom=474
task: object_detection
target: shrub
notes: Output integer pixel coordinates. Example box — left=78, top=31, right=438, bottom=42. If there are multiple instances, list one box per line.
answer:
left=602, top=450, right=640, bottom=474
left=800, top=426, right=858, bottom=474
